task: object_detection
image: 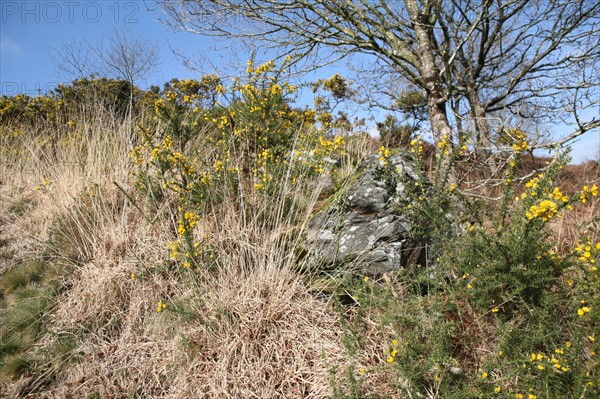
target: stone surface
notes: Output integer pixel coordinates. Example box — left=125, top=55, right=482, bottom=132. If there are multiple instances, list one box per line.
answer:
left=306, top=152, right=428, bottom=275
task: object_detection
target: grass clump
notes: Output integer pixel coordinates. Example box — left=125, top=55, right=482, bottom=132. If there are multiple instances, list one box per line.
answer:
left=0, top=258, right=73, bottom=384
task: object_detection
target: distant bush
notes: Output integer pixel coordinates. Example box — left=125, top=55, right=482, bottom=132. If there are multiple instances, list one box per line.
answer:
left=377, top=114, right=415, bottom=149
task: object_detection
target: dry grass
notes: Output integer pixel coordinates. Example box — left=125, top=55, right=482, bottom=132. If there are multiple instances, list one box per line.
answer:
left=28, top=192, right=352, bottom=398
left=0, top=114, right=374, bottom=398
left=171, top=264, right=344, bottom=398
left=540, top=160, right=600, bottom=252
left=0, top=112, right=130, bottom=273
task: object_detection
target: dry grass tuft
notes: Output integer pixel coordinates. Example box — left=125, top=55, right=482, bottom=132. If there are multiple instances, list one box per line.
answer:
left=171, top=264, right=345, bottom=399
left=11, top=208, right=349, bottom=398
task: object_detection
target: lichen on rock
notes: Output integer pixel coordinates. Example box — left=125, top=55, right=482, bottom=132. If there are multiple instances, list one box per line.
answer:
left=306, top=152, right=429, bottom=275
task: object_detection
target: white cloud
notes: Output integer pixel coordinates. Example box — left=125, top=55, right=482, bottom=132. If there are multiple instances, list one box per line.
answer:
left=0, top=33, right=24, bottom=56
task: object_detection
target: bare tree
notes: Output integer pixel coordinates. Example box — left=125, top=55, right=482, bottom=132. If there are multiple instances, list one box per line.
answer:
left=52, top=29, right=159, bottom=140
left=98, top=28, right=160, bottom=91
left=52, top=29, right=159, bottom=87
left=159, top=0, right=600, bottom=162
left=51, top=39, right=98, bottom=81
left=99, top=29, right=160, bottom=137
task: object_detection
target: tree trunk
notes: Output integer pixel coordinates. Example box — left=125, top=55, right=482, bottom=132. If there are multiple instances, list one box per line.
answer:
left=404, top=0, right=454, bottom=182
left=467, top=87, right=496, bottom=173
left=404, top=1, right=453, bottom=142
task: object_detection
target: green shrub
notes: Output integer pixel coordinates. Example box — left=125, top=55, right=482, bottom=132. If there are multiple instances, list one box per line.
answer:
left=330, top=144, right=599, bottom=398
left=376, top=114, right=415, bottom=149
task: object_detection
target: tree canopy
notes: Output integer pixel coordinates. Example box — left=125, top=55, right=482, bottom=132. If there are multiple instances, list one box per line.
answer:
left=160, top=0, right=600, bottom=161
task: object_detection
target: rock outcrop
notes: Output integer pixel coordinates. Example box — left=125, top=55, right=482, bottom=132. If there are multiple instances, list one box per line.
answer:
left=306, top=152, right=429, bottom=275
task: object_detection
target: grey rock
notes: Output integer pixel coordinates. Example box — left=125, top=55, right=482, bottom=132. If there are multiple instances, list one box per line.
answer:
left=305, top=152, right=429, bottom=275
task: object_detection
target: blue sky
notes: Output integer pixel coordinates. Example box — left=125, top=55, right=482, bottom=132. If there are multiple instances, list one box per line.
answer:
left=0, top=1, right=216, bottom=93
left=1, top=0, right=598, bottom=163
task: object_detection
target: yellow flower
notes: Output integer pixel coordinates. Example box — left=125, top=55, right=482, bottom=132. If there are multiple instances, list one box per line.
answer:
left=526, top=200, right=557, bottom=221
left=492, top=307, right=499, bottom=313
left=378, top=145, right=391, bottom=163
left=481, top=371, right=489, bottom=379
left=495, top=386, right=502, bottom=393
left=438, top=134, right=450, bottom=151
left=270, top=83, right=283, bottom=95
left=578, top=306, right=591, bottom=317
left=551, top=187, right=568, bottom=203
left=580, top=184, right=598, bottom=202
left=513, top=139, right=529, bottom=153
left=530, top=352, right=544, bottom=362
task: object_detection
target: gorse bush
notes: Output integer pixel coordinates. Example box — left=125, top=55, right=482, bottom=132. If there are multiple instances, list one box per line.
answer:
left=0, top=78, right=146, bottom=128
left=130, top=58, right=351, bottom=273
left=376, top=114, right=416, bottom=149
left=329, top=138, right=599, bottom=398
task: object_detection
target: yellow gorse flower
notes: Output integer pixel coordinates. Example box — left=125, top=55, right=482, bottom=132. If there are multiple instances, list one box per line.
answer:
left=580, top=184, right=598, bottom=203
left=550, top=187, right=568, bottom=203
left=386, top=338, right=399, bottom=363
left=378, top=145, right=391, bottom=164
left=437, top=134, right=451, bottom=155
left=526, top=200, right=558, bottom=221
